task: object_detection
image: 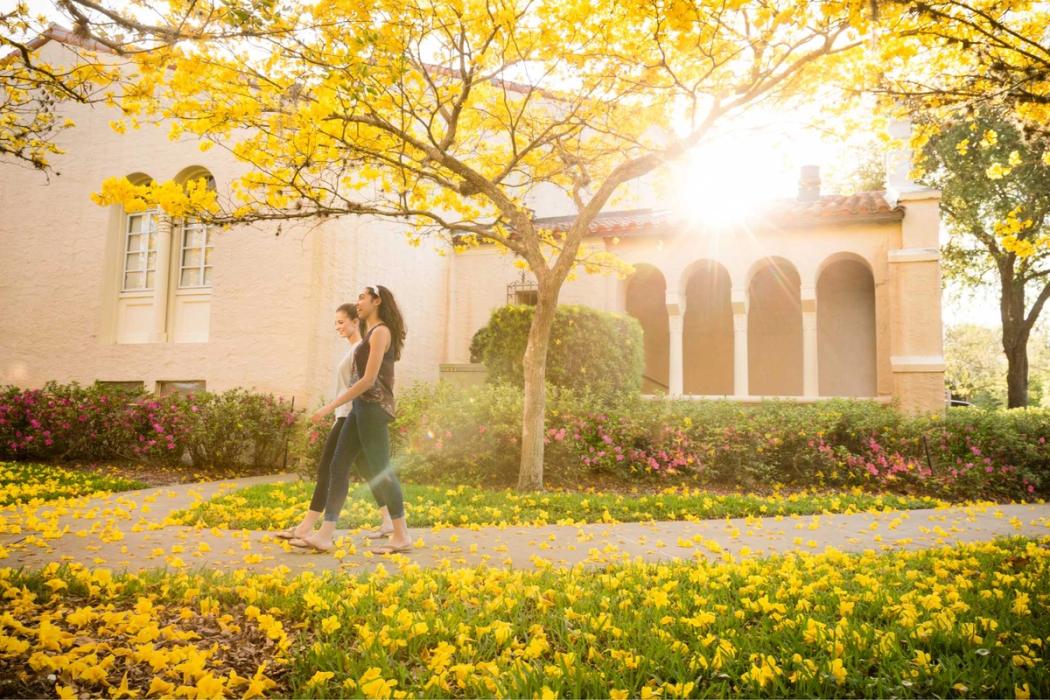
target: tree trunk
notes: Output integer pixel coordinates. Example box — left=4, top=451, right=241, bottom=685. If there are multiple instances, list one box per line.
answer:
left=1000, top=274, right=1029, bottom=408
left=517, top=281, right=559, bottom=491
left=1005, top=343, right=1029, bottom=408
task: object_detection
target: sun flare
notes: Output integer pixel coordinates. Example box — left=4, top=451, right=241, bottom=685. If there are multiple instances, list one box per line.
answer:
left=666, top=114, right=835, bottom=230
left=669, top=134, right=791, bottom=228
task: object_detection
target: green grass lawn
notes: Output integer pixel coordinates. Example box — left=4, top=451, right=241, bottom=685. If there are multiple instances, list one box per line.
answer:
left=169, top=480, right=949, bottom=529
left=0, top=461, right=147, bottom=506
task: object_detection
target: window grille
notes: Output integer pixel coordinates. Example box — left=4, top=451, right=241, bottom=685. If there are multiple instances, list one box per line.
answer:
left=122, top=211, right=158, bottom=291
left=506, top=270, right=538, bottom=305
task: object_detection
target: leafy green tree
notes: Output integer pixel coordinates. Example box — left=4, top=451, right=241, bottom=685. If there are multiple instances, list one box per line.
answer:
left=917, top=112, right=1050, bottom=407
left=944, top=324, right=1006, bottom=408
left=822, top=140, right=886, bottom=195
left=1028, top=324, right=1050, bottom=407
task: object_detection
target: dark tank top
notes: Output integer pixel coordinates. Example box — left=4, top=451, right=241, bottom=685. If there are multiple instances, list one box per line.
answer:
left=353, top=323, right=396, bottom=417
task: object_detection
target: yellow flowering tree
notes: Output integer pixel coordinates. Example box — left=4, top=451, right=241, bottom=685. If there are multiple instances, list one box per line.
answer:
left=871, top=0, right=1049, bottom=134
left=916, top=111, right=1050, bottom=408
left=25, top=0, right=871, bottom=489
left=0, top=9, right=121, bottom=171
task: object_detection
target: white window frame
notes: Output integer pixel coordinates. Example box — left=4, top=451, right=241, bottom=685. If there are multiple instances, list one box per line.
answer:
left=157, top=379, right=206, bottom=397
left=177, top=218, right=213, bottom=289
left=121, top=209, right=159, bottom=292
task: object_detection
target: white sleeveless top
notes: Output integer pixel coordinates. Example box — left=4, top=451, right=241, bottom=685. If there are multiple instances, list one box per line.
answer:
left=334, top=341, right=359, bottom=419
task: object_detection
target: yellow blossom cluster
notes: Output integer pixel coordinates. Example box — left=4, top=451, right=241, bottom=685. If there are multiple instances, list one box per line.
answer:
left=995, top=207, right=1047, bottom=258
left=92, top=176, right=219, bottom=218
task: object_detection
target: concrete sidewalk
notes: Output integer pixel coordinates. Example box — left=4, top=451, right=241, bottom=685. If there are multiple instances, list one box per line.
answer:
left=2, top=474, right=1048, bottom=575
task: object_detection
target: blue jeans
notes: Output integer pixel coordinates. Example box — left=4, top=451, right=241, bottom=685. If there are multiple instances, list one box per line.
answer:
left=307, top=416, right=345, bottom=513
left=323, top=399, right=404, bottom=522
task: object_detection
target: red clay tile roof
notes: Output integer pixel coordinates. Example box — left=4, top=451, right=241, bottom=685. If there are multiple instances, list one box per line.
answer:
left=534, top=191, right=903, bottom=237
left=18, top=24, right=116, bottom=56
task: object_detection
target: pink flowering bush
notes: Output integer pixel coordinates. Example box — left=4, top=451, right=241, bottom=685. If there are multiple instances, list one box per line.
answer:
left=0, top=382, right=161, bottom=462
left=0, top=383, right=299, bottom=471
left=395, top=383, right=1048, bottom=499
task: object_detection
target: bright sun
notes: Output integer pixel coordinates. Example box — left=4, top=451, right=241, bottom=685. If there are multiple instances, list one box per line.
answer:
left=665, top=111, right=836, bottom=229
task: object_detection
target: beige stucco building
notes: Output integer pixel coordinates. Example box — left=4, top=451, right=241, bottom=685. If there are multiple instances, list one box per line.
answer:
left=0, top=32, right=946, bottom=414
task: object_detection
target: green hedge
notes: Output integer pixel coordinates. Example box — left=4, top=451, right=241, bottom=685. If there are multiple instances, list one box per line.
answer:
left=393, top=383, right=1048, bottom=501
left=470, top=304, right=644, bottom=393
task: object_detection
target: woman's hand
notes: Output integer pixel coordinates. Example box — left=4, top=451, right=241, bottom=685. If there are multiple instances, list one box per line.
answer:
left=310, top=408, right=329, bottom=424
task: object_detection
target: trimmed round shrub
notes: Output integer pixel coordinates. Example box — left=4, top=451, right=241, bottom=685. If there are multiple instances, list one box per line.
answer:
left=470, top=304, right=644, bottom=394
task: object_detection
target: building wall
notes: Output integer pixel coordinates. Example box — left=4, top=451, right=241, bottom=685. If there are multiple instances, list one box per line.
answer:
left=0, top=41, right=449, bottom=407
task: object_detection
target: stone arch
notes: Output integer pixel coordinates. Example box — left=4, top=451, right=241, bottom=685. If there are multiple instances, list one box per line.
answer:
left=126, top=171, right=153, bottom=186
left=748, top=257, right=802, bottom=396
left=625, top=264, right=669, bottom=393
left=173, top=165, right=216, bottom=190
left=682, top=260, right=733, bottom=394
left=817, top=254, right=877, bottom=396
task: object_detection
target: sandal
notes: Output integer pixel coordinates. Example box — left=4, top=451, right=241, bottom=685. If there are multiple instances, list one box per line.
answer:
left=288, top=537, right=333, bottom=553
left=371, top=543, right=413, bottom=555
left=364, top=528, right=394, bottom=540
left=273, top=527, right=303, bottom=540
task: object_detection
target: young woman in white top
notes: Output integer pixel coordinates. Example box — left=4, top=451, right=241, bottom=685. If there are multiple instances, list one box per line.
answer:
left=297, top=284, right=410, bottom=555
left=275, top=302, right=391, bottom=541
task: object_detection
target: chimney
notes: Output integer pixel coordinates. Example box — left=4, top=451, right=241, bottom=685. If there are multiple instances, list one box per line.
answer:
left=798, top=164, right=820, bottom=201
left=884, top=118, right=927, bottom=206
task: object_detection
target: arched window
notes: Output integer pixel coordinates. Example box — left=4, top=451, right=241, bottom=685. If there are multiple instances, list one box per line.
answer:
left=682, top=260, right=734, bottom=395
left=121, top=208, right=159, bottom=291
left=176, top=172, right=215, bottom=289
left=111, top=168, right=216, bottom=344
left=170, top=168, right=216, bottom=342
left=120, top=175, right=158, bottom=292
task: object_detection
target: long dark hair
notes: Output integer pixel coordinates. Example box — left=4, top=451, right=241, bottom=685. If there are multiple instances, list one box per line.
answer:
left=369, top=285, right=406, bottom=360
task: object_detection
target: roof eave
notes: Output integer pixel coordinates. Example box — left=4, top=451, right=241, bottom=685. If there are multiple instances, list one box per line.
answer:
left=591, top=210, right=905, bottom=239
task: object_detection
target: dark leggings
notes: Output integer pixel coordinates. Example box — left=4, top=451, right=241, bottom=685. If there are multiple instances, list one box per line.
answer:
left=322, top=399, right=404, bottom=522
left=308, top=417, right=365, bottom=512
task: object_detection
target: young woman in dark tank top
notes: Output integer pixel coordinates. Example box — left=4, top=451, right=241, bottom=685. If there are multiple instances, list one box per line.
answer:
left=294, top=284, right=412, bottom=555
